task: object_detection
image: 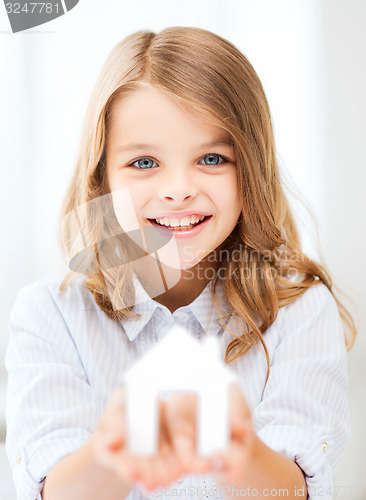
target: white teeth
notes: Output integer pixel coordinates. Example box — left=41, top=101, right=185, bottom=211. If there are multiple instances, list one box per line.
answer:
left=190, top=215, right=202, bottom=225
left=180, top=216, right=190, bottom=226
left=169, top=218, right=180, bottom=227
left=155, top=215, right=207, bottom=227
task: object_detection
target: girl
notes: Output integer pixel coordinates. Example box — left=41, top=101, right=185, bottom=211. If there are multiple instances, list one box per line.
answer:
left=6, top=27, right=356, bottom=500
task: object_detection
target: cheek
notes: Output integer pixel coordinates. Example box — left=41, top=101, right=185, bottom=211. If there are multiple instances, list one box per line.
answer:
left=107, top=170, right=129, bottom=192
left=128, top=184, right=152, bottom=211
left=107, top=171, right=149, bottom=205
left=216, top=173, right=241, bottom=217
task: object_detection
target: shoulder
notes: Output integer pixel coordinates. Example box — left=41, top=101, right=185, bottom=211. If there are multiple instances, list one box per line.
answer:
left=276, top=282, right=345, bottom=352
left=9, top=276, right=100, bottom=332
left=281, top=282, right=340, bottom=324
left=11, top=276, right=90, bottom=311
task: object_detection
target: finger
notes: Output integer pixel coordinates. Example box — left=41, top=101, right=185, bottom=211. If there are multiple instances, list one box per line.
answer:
left=99, top=408, right=127, bottom=450
left=228, top=385, right=252, bottom=446
left=133, top=450, right=182, bottom=491
left=97, top=446, right=138, bottom=484
left=230, top=418, right=251, bottom=443
left=158, top=399, right=173, bottom=448
left=106, top=386, right=126, bottom=410
left=230, top=384, right=251, bottom=421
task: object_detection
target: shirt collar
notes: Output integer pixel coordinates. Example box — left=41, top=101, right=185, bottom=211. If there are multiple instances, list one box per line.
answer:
left=187, top=277, right=231, bottom=337
left=121, top=274, right=160, bottom=342
left=122, top=274, right=231, bottom=342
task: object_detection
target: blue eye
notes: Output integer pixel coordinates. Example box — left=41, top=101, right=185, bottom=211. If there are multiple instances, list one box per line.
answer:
left=129, top=158, right=158, bottom=169
left=199, top=154, right=225, bottom=166
left=128, top=153, right=227, bottom=170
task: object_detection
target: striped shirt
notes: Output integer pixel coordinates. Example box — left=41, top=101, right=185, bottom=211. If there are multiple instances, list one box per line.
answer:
left=5, top=275, right=350, bottom=500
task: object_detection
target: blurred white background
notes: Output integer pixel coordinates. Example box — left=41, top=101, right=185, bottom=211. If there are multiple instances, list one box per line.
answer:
left=0, top=0, right=365, bottom=498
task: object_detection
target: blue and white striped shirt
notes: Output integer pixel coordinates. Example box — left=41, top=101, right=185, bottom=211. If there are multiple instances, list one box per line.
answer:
left=5, top=275, right=350, bottom=500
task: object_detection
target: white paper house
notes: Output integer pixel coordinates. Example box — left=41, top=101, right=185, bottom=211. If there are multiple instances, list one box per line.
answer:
left=123, top=326, right=238, bottom=456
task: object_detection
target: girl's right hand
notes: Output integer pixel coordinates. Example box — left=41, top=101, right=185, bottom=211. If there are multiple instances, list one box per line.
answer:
left=89, top=387, right=184, bottom=492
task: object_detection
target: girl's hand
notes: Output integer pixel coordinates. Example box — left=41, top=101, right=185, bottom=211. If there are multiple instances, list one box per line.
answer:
left=89, top=387, right=184, bottom=491
left=90, top=384, right=253, bottom=492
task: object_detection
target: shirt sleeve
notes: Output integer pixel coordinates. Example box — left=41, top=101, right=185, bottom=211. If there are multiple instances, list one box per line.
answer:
left=253, top=283, right=350, bottom=500
left=5, top=281, right=99, bottom=500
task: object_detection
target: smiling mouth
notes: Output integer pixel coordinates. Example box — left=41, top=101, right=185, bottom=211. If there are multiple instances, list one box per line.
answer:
left=148, top=215, right=212, bottom=231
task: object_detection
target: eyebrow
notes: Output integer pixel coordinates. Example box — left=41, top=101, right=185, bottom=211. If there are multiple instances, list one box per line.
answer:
left=115, top=139, right=233, bottom=154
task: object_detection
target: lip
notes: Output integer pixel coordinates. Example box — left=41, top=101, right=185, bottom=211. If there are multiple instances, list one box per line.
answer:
left=149, top=210, right=212, bottom=219
left=148, top=215, right=212, bottom=239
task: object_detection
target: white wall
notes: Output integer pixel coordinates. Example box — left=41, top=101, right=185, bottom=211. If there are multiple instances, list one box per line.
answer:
left=0, top=0, right=365, bottom=496
left=320, top=1, right=366, bottom=496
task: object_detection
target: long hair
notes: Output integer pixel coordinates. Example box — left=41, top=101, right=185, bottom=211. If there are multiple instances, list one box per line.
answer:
left=58, top=27, right=356, bottom=383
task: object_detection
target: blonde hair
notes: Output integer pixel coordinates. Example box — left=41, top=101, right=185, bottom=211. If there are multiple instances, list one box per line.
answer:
left=59, top=27, right=356, bottom=383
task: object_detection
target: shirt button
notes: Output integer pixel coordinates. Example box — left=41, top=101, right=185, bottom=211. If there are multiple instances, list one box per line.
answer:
left=322, top=442, right=328, bottom=452
left=16, top=453, right=22, bottom=464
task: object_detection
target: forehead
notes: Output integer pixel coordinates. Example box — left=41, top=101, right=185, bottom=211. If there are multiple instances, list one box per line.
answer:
left=108, top=86, right=232, bottom=144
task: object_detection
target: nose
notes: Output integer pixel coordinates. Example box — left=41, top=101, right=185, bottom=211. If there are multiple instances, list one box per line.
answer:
left=158, top=167, right=198, bottom=203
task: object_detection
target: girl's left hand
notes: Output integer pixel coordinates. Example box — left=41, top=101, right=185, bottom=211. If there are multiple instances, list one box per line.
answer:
left=165, top=384, right=255, bottom=487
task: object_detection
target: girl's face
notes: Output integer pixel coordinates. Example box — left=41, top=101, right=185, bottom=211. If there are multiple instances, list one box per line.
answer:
left=106, top=86, right=242, bottom=270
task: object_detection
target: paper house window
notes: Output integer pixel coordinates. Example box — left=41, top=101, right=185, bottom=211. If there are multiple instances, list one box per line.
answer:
left=123, top=326, right=237, bottom=456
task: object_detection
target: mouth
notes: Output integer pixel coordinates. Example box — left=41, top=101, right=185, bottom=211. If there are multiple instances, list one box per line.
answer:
left=147, top=215, right=212, bottom=231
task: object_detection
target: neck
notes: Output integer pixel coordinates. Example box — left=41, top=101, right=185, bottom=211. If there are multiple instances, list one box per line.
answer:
left=134, top=255, right=217, bottom=313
